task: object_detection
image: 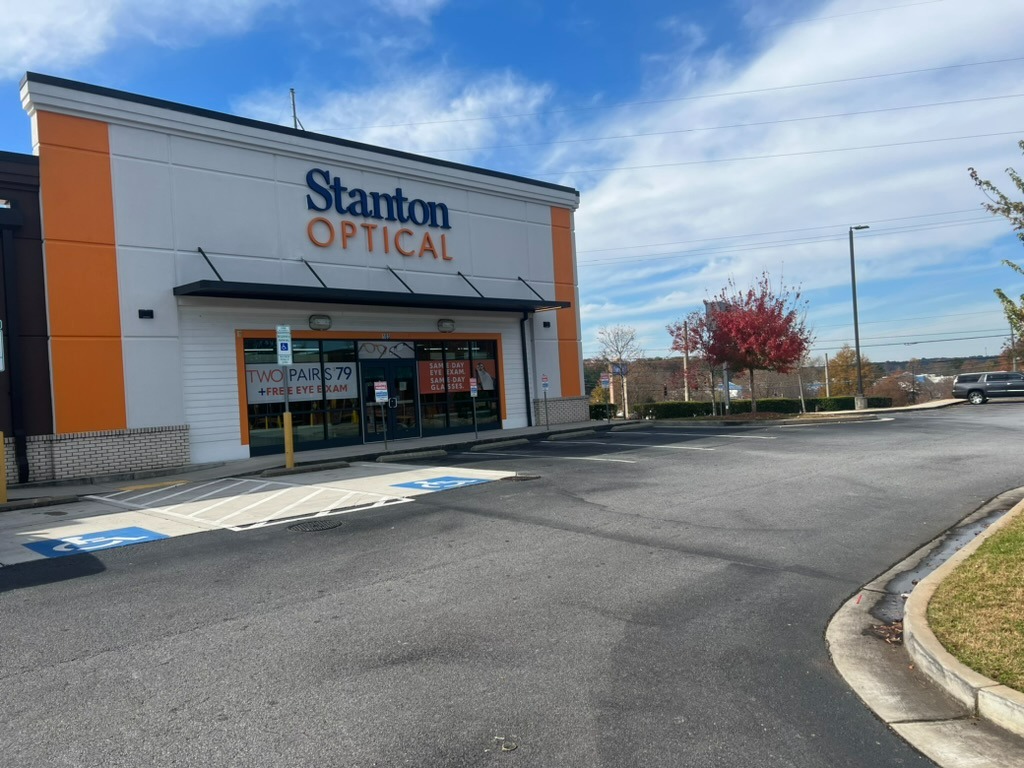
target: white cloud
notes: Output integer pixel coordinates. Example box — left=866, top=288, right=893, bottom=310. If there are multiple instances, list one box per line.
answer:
left=368, top=0, right=448, bottom=22
left=237, top=69, right=552, bottom=159
left=561, top=0, right=1024, bottom=358
left=0, top=0, right=284, bottom=79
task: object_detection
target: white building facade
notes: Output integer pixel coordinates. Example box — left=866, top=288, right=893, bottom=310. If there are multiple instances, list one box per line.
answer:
left=13, top=73, right=584, bottom=479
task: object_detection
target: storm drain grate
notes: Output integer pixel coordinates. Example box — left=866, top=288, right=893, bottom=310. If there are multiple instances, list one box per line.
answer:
left=288, top=518, right=345, bottom=532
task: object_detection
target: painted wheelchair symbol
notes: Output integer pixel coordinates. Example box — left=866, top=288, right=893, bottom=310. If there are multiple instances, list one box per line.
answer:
left=52, top=533, right=150, bottom=552
left=23, top=526, right=169, bottom=558
left=391, top=476, right=493, bottom=492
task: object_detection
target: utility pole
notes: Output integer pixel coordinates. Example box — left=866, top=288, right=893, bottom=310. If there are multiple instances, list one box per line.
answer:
left=824, top=353, right=831, bottom=398
left=682, top=320, right=690, bottom=402
left=1011, top=323, right=1019, bottom=372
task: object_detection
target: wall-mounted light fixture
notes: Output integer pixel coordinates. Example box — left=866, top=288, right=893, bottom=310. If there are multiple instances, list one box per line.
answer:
left=437, top=318, right=456, bottom=333
left=542, top=321, right=551, bottom=328
left=308, top=314, right=332, bottom=331
left=138, top=309, right=155, bottom=319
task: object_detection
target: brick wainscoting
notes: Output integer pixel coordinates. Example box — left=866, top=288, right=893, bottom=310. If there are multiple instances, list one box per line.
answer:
left=5, top=425, right=190, bottom=484
left=532, top=396, right=590, bottom=426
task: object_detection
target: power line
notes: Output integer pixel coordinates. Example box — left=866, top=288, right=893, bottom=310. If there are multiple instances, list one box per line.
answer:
left=545, top=130, right=1024, bottom=178
left=313, top=55, right=1024, bottom=132
left=579, top=217, right=1001, bottom=267
left=577, top=208, right=982, bottom=254
left=425, top=92, right=1024, bottom=155
left=774, top=0, right=952, bottom=27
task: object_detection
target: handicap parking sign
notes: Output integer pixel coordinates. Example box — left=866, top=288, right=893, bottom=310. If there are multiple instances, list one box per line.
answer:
left=391, top=476, right=494, bottom=492
left=23, top=527, right=169, bottom=558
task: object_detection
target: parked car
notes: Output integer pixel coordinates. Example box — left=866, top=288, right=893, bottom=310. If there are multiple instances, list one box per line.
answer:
left=951, top=371, right=1024, bottom=404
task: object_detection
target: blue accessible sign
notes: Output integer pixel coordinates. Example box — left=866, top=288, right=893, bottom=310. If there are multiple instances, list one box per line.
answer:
left=23, top=527, right=169, bottom=558
left=391, top=476, right=494, bottom=492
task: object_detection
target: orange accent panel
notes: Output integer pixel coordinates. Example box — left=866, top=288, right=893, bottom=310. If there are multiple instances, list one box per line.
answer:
left=551, top=206, right=582, bottom=397
left=45, top=242, right=122, bottom=337
left=50, top=338, right=127, bottom=432
left=236, top=333, right=250, bottom=446
left=36, top=111, right=110, bottom=152
left=38, top=111, right=126, bottom=433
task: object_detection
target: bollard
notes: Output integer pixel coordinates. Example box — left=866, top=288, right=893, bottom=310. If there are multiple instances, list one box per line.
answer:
left=283, top=412, right=295, bottom=469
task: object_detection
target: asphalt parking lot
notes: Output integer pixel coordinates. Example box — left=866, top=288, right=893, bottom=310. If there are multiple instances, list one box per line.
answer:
left=4, top=405, right=1024, bottom=767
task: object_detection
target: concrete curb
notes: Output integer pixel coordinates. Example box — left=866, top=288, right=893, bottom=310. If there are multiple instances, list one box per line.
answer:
left=470, top=439, right=529, bottom=451
left=375, top=449, right=448, bottom=463
left=545, top=430, right=597, bottom=441
left=903, top=498, right=1024, bottom=739
left=259, top=460, right=351, bottom=477
left=609, top=422, right=652, bottom=431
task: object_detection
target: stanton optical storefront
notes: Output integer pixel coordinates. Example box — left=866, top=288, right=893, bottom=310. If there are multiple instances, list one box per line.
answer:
left=0, top=73, right=585, bottom=482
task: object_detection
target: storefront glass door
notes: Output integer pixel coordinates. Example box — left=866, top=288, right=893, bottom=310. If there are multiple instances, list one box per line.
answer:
left=360, top=359, right=420, bottom=442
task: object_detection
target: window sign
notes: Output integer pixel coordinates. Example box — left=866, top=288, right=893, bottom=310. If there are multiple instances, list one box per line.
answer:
left=417, top=358, right=496, bottom=393
left=245, top=362, right=356, bottom=404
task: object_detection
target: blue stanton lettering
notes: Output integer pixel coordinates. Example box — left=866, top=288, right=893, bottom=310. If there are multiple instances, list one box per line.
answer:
left=305, top=168, right=451, bottom=229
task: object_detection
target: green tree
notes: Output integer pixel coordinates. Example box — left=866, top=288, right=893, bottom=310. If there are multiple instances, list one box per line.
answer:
left=827, top=344, right=878, bottom=397
left=969, top=143, right=1024, bottom=337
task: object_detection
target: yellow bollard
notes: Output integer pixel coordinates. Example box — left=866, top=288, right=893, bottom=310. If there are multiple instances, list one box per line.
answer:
left=0, top=431, right=7, bottom=504
left=283, top=412, right=295, bottom=469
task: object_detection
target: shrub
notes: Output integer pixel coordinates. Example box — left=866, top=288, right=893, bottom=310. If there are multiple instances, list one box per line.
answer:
left=636, top=396, right=893, bottom=419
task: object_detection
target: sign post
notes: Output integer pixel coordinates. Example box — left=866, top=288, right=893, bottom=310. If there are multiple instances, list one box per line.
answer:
left=374, top=380, right=389, bottom=450
left=541, top=374, right=550, bottom=428
left=599, top=372, right=611, bottom=422
left=469, top=377, right=479, bottom=439
left=276, top=325, right=294, bottom=468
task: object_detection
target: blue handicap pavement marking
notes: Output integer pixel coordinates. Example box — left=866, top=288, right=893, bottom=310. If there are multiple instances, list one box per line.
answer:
left=391, top=475, right=495, bottom=492
left=23, top=527, right=169, bottom=558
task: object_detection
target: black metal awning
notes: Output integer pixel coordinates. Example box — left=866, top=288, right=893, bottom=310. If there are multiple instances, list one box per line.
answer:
left=173, top=280, right=569, bottom=313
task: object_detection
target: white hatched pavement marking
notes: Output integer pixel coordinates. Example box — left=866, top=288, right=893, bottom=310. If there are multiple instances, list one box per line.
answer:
left=86, top=477, right=413, bottom=532
left=183, top=481, right=275, bottom=518
left=207, top=485, right=296, bottom=524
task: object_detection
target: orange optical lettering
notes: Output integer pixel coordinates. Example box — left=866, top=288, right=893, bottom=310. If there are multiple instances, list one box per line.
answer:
left=420, top=232, right=438, bottom=259
left=395, top=228, right=414, bottom=256
left=441, top=233, right=452, bottom=261
left=383, top=226, right=391, bottom=254
left=340, top=220, right=357, bottom=248
left=360, top=222, right=378, bottom=251
left=307, top=217, right=334, bottom=247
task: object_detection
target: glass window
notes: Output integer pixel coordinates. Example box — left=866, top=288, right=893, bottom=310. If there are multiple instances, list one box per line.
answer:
left=244, top=336, right=361, bottom=454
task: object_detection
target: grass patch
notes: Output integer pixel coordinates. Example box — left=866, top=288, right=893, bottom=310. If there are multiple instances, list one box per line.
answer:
left=928, top=509, right=1024, bottom=693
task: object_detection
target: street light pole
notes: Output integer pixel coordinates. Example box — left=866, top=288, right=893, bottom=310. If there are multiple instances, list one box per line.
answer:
left=849, top=224, right=869, bottom=410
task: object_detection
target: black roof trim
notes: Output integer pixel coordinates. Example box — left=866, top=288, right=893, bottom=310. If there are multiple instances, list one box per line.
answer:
left=173, top=280, right=569, bottom=313
left=0, top=150, right=40, bottom=167
left=23, top=72, right=579, bottom=198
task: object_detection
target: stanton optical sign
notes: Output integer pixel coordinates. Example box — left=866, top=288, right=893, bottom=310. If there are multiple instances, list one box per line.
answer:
left=304, top=168, right=453, bottom=262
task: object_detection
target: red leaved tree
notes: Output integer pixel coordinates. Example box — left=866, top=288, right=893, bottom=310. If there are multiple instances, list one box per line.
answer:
left=667, top=273, right=812, bottom=412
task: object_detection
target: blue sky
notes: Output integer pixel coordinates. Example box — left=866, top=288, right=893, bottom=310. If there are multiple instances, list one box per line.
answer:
left=3, top=0, right=1024, bottom=364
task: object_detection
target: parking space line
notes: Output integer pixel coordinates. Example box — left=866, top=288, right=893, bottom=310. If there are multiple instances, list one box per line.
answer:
left=551, top=440, right=715, bottom=452
left=469, top=451, right=638, bottom=463
left=643, top=431, right=776, bottom=440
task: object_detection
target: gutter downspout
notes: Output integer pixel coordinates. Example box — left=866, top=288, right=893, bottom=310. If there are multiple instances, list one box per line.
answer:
left=520, top=312, right=533, bottom=427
